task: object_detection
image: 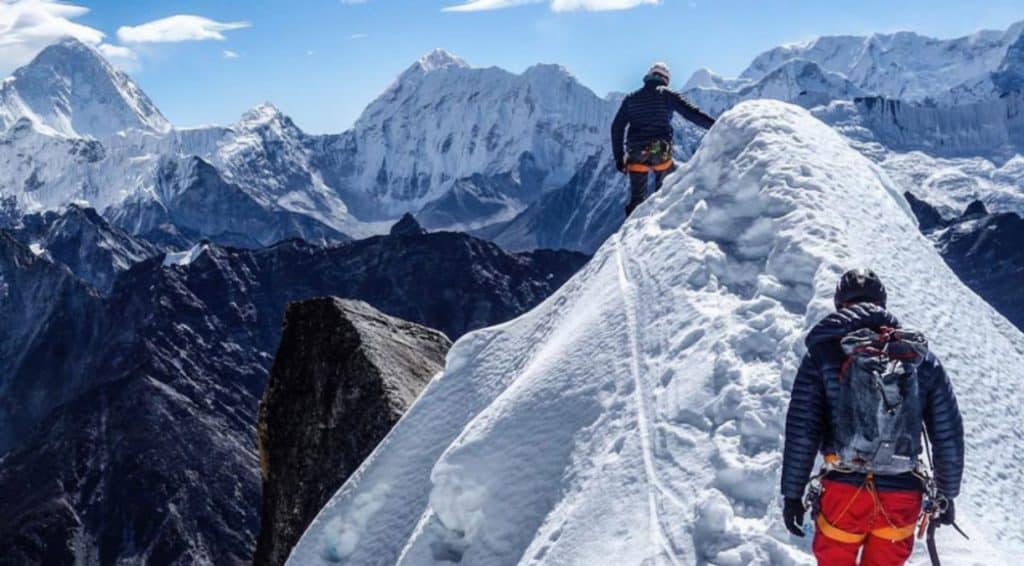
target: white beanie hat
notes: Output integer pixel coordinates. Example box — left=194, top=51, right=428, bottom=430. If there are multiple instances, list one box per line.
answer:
left=646, top=62, right=671, bottom=85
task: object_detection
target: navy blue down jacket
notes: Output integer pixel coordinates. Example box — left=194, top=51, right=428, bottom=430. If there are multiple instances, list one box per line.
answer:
left=610, top=80, right=715, bottom=166
left=781, top=303, right=965, bottom=500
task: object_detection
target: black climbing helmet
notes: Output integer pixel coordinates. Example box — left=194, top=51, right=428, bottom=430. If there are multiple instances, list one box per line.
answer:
left=834, top=268, right=887, bottom=310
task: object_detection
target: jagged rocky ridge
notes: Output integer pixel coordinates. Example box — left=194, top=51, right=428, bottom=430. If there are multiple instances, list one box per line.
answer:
left=6, top=204, right=160, bottom=292
left=0, top=223, right=587, bottom=565
left=254, top=298, right=451, bottom=566
left=906, top=192, right=1024, bottom=330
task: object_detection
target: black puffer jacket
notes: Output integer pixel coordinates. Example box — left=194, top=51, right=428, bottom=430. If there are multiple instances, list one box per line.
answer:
left=610, top=81, right=715, bottom=165
left=781, top=303, right=965, bottom=499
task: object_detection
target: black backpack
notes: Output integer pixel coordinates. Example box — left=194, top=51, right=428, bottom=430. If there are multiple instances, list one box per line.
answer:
left=834, top=327, right=929, bottom=474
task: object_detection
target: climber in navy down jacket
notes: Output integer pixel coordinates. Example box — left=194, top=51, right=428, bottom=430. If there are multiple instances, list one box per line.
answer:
left=781, top=302, right=965, bottom=501
left=611, top=62, right=715, bottom=216
left=781, top=269, right=964, bottom=565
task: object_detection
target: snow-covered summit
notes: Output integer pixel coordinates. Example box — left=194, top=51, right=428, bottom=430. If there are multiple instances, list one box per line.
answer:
left=289, top=100, right=1024, bottom=565
left=238, top=102, right=289, bottom=128
left=0, top=37, right=170, bottom=138
left=348, top=49, right=613, bottom=220
left=407, top=48, right=470, bottom=75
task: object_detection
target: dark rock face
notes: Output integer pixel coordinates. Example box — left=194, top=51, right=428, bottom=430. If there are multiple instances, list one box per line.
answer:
left=254, top=298, right=450, bottom=566
left=389, top=213, right=427, bottom=236
left=0, top=228, right=588, bottom=565
left=0, top=375, right=260, bottom=566
left=0, top=232, right=103, bottom=452
left=907, top=192, right=1024, bottom=330
left=9, top=204, right=160, bottom=293
left=904, top=191, right=946, bottom=232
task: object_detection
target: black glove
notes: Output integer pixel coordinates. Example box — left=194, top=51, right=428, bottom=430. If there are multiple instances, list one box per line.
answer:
left=615, top=155, right=626, bottom=173
left=936, top=498, right=955, bottom=525
left=783, top=497, right=806, bottom=537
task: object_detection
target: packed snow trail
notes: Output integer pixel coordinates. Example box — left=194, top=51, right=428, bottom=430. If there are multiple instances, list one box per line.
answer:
left=289, top=100, right=1024, bottom=566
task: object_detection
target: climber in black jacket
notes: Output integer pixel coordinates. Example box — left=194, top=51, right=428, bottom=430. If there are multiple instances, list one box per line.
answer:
left=781, top=269, right=964, bottom=566
left=610, top=62, right=715, bottom=216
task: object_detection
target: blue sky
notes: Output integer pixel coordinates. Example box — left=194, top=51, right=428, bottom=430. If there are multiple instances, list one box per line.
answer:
left=2, top=0, right=1022, bottom=133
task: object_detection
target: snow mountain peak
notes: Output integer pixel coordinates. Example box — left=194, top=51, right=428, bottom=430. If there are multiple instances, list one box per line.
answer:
left=416, top=48, right=469, bottom=72
left=238, top=102, right=289, bottom=127
left=0, top=37, right=169, bottom=138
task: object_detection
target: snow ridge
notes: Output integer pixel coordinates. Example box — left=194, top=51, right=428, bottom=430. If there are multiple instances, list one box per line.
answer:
left=290, top=100, right=1024, bottom=566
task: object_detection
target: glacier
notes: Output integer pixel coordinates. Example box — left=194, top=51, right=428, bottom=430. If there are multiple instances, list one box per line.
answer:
left=737, top=22, right=1023, bottom=102
left=289, top=101, right=1024, bottom=566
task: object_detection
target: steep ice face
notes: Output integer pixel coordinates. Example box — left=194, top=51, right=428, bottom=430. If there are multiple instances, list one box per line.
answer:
left=0, top=38, right=170, bottom=138
left=814, top=93, right=1024, bottom=162
left=346, top=55, right=614, bottom=219
left=289, top=101, right=1024, bottom=566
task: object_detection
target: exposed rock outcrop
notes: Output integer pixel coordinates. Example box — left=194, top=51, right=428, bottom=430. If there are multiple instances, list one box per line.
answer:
left=908, top=192, right=1024, bottom=330
left=0, top=227, right=585, bottom=565
left=254, top=298, right=450, bottom=566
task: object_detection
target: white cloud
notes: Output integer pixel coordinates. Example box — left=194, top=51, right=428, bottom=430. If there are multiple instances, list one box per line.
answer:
left=0, top=0, right=135, bottom=74
left=349, top=33, right=368, bottom=39
left=117, top=15, right=250, bottom=44
left=222, top=49, right=239, bottom=59
left=443, top=0, right=658, bottom=11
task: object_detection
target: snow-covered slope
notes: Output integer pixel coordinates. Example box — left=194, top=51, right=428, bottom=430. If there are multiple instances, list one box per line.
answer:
left=290, top=101, right=1024, bottom=565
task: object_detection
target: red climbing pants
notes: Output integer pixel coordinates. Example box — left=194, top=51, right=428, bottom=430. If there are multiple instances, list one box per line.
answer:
left=812, top=479, right=922, bottom=566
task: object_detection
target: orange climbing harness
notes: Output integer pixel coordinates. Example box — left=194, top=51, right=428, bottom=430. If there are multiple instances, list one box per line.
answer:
left=626, top=159, right=674, bottom=173
left=815, top=473, right=919, bottom=544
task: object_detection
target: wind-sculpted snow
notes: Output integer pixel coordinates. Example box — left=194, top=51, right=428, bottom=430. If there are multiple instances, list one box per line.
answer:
left=290, top=101, right=1024, bottom=565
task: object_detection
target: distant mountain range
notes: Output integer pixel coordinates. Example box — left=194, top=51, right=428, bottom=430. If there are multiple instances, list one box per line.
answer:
left=0, top=40, right=626, bottom=253
left=0, top=209, right=586, bottom=565
left=2, top=23, right=1024, bottom=256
